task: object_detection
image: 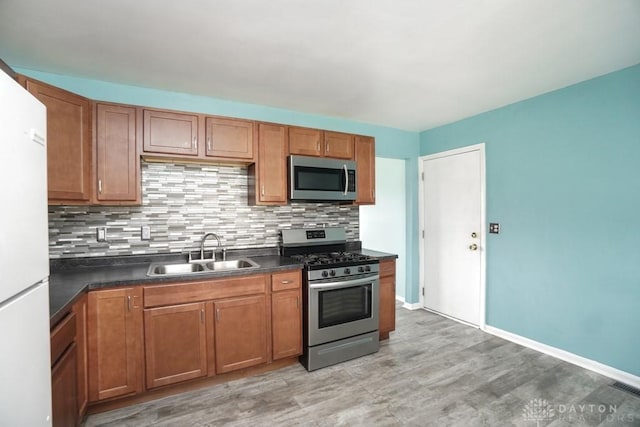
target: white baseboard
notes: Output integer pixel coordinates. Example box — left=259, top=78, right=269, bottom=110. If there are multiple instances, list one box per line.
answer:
left=484, top=325, right=640, bottom=390
left=395, top=295, right=405, bottom=304
left=402, top=302, right=422, bottom=310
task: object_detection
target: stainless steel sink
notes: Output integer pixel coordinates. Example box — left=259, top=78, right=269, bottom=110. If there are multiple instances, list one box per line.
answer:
left=147, top=258, right=260, bottom=277
left=205, top=259, right=259, bottom=271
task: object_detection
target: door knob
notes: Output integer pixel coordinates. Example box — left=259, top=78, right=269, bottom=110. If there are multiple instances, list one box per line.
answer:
left=469, top=244, right=478, bottom=251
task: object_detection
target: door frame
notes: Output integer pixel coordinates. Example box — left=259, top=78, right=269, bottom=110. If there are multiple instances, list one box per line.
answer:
left=418, top=143, right=487, bottom=329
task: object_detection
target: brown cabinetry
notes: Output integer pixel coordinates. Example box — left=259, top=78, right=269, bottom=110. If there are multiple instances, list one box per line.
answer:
left=95, top=103, right=140, bottom=204
left=50, top=310, right=79, bottom=427
left=214, top=295, right=268, bottom=373
left=271, top=271, right=302, bottom=360
left=249, top=123, right=288, bottom=205
left=22, top=77, right=92, bottom=204
left=51, top=342, right=78, bottom=427
left=324, top=131, right=354, bottom=160
left=143, top=109, right=199, bottom=156
left=87, top=287, right=143, bottom=402
left=289, top=127, right=355, bottom=160
left=355, top=135, right=375, bottom=205
left=72, top=295, right=88, bottom=420
left=379, top=259, right=397, bottom=340
left=144, top=302, right=208, bottom=389
left=205, top=117, right=254, bottom=161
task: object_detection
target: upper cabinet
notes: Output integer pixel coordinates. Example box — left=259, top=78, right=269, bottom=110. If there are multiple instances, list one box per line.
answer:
left=323, top=131, right=354, bottom=160
left=95, top=103, right=140, bottom=204
left=249, top=123, right=288, bottom=205
left=205, top=117, right=254, bottom=161
left=355, top=135, right=375, bottom=205
left=21, top=77, right=92, bottom=204
left=289, top=127, right=354, bottom=160
left=143, top=109, right=199, bottom=156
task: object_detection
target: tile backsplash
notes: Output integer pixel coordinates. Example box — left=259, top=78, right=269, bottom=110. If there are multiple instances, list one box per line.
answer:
left=48, top=162, right=359, bottom=259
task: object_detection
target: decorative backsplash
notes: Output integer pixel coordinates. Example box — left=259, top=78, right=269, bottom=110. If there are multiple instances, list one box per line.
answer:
left=48, top=162, right=360, bottom=258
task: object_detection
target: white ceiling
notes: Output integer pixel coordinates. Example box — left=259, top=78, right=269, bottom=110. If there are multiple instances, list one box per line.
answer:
left=1, top=0, right=639, bottom=131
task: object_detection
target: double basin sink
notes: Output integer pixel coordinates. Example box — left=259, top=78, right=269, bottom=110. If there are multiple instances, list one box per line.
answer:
left=147, top=258, right=260, bottom=277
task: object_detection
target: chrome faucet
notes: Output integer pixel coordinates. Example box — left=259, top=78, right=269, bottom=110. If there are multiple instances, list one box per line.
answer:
left=200, top=232, right=224, bottom=261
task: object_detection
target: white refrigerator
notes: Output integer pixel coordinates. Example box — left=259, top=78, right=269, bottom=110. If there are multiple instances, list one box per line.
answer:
left=0, top=70, right=53, bottom=425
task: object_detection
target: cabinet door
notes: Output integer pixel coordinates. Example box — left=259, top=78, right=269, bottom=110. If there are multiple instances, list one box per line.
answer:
left=213, top=295, right=267, bottom=373
left=51, top=343, right=78, bottom=427
left=272, top=290, right=302, bottom=360
left=205, top=117, right=254, bottom=160
left=72, top=295, right=88, bottom=420
left=256, top=123, right=287, bottom=204
left=144, top=302, right=208, bottom=389
left=324, top=131, right=354, bottom=160
left=25, top=79, right=92, bottom=202
left=289, top=126, right=322, bottom=157
left=355, top=135, right=375, bottom=205
left=143, top=109, right=199, bottom=156
left=95, top=103, right=139, bottom=203
left=379, top=260, right=396, bottom=339
left=88, top=287, right=143, bottom=402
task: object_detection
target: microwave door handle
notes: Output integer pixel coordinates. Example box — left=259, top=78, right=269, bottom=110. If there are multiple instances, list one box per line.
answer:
left=309, top=275, right=379, bottom=290
left=343, top=164, right=348, bottom=196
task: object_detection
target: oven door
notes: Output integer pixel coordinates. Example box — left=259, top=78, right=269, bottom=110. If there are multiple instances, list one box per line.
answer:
left=308, top=275, right=379, bottom=346
left=289, top=155, right=356, bottom=201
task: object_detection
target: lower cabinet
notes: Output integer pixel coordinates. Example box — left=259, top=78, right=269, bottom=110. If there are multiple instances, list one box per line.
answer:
left=214, top=295, right=268, bottom=373
left=87, top=287, right=143, bottom=402
left=51, top=342, right=78, bottom=427
left=72, top=294, right=88, bottom=420
left=271, top=290, right=302, bottom=360
left=379, top=259, right=397, bottom=340
left=144, top=302, right=208, bottom=389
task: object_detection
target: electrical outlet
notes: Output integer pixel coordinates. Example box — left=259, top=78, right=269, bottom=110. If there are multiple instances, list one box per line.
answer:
left=141, top=226, right=151, bottom=240
left=96, top=227, right=107, bottom=242
left=489, top=223, right=500, bottom=234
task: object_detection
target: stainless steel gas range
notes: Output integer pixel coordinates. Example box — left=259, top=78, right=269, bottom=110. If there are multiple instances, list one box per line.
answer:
left=281, top=227, right=380, bottom=371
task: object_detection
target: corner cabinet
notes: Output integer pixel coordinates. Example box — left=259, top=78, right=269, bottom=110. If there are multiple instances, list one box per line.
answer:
left=249, top=122, right=288, bottom=205
left=87, top=287, right=143, bottom=402
left=94, top=103, right=140, bottom=204
left=355, top=135, right=375, bottom=205
left=21, top=77, right=92, bottom=204
left=379, top=259, right=397, bottom=340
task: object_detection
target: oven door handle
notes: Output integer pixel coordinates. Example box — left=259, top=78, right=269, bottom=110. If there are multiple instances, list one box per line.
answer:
left=309, top=275, right=379, bottom=290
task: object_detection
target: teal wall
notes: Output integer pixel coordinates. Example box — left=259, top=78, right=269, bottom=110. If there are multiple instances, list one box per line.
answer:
left=15, top=67, right=421, bottom=302
left=420, top=63, right=640, bottom=377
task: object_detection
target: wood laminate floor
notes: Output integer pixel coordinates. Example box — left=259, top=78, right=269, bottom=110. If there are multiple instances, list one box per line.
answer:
left=84, top=304, right=640, bottom=426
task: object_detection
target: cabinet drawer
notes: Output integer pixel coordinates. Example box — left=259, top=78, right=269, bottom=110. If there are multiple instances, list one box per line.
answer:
left=144, top=274, right=267, bottom=308
left=51, top=311, right=76, bottom=366
left=379, top=260, right=396, bottom=278
left=271, top=270, right=301, bottom=292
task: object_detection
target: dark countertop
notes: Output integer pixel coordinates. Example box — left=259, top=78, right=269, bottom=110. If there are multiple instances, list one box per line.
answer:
left=49, top=246, right=398, bottom=326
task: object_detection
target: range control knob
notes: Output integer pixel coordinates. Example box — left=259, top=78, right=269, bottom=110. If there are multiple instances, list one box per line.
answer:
left=365, top=265, right=371, bottom=272
left=330, top=270, right=336, bottom=277
left=344, top=268, right=351, bottom=275
left=358, top=266, right=365, bottom=273
left=322, top=271, right=329, bottom=278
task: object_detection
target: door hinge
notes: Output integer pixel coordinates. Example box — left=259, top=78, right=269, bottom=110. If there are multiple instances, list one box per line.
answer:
left=422, top=230, right=425, bottom=238
left=421, top=172, right=424, bottom=181
left=422, top=287, right=424, bottom=296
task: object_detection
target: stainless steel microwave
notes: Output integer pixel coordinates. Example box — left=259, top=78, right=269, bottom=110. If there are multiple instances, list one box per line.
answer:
left=289, top=155, right=356, bottom=201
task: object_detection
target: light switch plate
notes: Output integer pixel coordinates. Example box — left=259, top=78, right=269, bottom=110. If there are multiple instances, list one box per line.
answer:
left=96, top=227, right=107, bottom=242
left=489, top=223, right=500, bottom=234
left=141, top=226, right=151, bottom=240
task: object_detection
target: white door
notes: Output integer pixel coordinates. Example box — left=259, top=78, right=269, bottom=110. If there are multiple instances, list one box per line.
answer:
left=420, top=144, right=485, bottom=326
